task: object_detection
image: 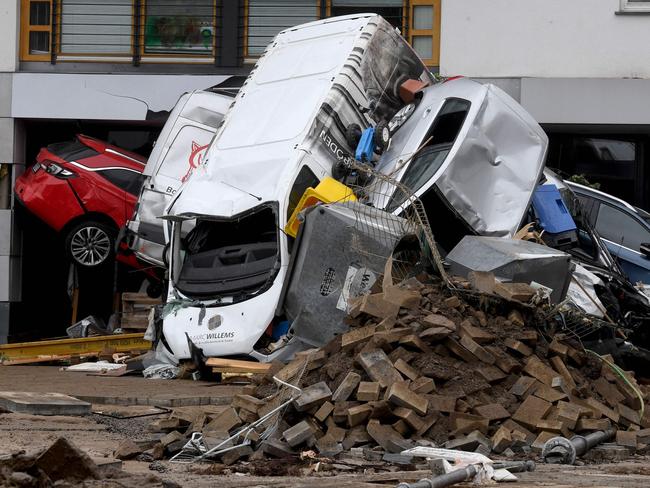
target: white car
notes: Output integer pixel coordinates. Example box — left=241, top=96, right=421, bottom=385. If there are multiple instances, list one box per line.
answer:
left=371, top=77, right=549, bottom=251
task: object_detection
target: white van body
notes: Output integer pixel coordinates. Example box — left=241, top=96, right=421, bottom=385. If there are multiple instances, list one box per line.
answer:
left=161, top=14, right=432, bottom=362
left=126, top=89, right=235, bottom=267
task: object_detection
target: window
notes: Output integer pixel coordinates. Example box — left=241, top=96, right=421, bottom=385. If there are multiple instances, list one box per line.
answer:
left=409, top=0, right=440, bottom=66
left=388, top=98, right=470, bottom=211
left=245, top=0, right=319, bottom=57
left=571, top=137, right=638, bottom=203
left=99, top=169, right=146, bottom=196
left=596, top=204, right=650, bottom=252
left=619, top=0, right=650, bottom=13
left=60, top=0, right=133, bottom=55
left=20, top=0, right=218, bottom=61
left=329, top=0, right=404, bottom=30
left=20, top=1, right=52, bottom=61
left=144, top=0, right=215, bottom=55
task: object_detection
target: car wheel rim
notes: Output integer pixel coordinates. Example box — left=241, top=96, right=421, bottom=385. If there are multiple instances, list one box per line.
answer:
left=70, top=226, right=111, bottom=266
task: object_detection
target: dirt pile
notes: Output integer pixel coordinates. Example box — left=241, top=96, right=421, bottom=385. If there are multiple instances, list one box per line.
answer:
left=152, top=274, right=650, bottom=467
left=0, top=437, right=178, bottom=488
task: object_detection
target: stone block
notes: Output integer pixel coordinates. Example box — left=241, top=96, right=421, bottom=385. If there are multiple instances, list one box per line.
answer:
left=366, top=419, right=411, bottom=453
left=512, top=396, right=552, bottom=430
left=504, top=338, right=533, bottom=357
left=509, top=376, right=537, bottom=397
left=410, top=376, right=436, bottom=394
left=283, top=421, right=314, bottom=447
left=386, top=382, right=428, bottom=415
left=0, top=392, right=91, bottom=416
left=421, top=314, right=456, bottom=330
left=523, top=356, right=560, bottom=386
left=314, top=401, right=334, bottom=423
left=616, top=430, right=638, bottom=450
left=473, top=403, right=511, bottom=422
left=347, top=404, right=373, bottom=427
left=394, top=358, right=419, bottom=381
left=491, top=426, right=512, bottom=454
left=332, top=372, right=361, bottom=402
left=294, top=382, right=332, bottom=412
left=357, top=349, right=403, bottom=389
left=459, top=335, right=495, bottom=364
left=357, top=382, right=380, bottom=402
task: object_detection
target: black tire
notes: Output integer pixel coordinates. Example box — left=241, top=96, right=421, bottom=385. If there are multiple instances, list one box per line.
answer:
left=345, top=123, right=363, bottom=149
left=162, top=242, right=171, bottom=268
left=146, top=280, right=163, bottom=298
left=64, top=220, right=116, bottom=267
left=374, top=121, right=391, bottom=150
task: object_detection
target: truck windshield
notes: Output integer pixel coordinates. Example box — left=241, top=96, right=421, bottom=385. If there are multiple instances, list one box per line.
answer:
left=174, top=205, right=279, bottom=301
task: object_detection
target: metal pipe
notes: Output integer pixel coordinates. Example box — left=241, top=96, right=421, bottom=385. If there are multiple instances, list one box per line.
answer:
left=492, top=460, right=536, bottom=473
left=396, top=464, right=479, bottom=488
left=542, top=428, right=616, bottom=465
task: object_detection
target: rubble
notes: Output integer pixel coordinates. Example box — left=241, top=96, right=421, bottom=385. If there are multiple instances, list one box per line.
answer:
left=0, top=437, right=174, bottom=487
left=136, top=273, right=649, bottom=472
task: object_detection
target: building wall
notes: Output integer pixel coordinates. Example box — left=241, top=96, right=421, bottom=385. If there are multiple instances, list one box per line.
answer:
left=0, top=0, right=18, bottom=72
left=0, top=1, right=19, bottom=343
left=440, top=0, right=650, bottom=79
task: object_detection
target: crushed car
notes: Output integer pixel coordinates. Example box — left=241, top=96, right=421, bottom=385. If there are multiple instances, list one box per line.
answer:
left=15, top=134, right=146, bottom=268
left=368, top=76, right=548, bottom=252
left=156, top=14, right=434, bottom=363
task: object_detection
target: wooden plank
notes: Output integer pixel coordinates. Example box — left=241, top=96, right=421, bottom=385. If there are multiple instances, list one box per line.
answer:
left=205, top=357, right=272, bottom=373
left=1, top=355, right=75, bottom=365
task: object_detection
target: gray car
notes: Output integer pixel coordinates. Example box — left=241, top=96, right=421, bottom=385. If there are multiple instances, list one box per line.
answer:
left=566, top=181, right=650, bottom=285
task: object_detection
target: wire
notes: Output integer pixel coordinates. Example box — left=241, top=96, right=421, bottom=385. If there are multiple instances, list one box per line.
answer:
left=585, top=349, right=645, bottom=419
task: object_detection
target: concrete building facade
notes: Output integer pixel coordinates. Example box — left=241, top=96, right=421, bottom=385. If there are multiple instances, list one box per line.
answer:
left=440, top=0, right=650, bottom=209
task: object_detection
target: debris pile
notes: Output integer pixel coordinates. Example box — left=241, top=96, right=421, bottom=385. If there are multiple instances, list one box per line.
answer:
left=156, top=274, right=650, bottom=467
left=0, top=437, right=176, bottom=488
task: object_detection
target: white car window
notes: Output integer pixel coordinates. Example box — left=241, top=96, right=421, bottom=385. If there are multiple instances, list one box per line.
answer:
left=596, top=203, right=650, bottom=251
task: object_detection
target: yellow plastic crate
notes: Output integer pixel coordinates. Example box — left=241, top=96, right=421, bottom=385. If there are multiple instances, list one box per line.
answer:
left=285, top=177, right=356, bottom=237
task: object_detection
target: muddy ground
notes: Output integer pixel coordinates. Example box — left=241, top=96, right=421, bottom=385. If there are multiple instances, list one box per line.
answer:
left=1, top=365, right=649, bottom=487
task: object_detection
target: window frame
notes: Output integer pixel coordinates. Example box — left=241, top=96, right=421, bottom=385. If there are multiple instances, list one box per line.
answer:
left=138, top=0, right=218, bottom=62
left=20, top=0, right=53, bottom=61
left=20, top=0, right=219, bottom=63
left=243, top=0, right=322, bottom=60
left=619, top=0, right=650, bottom=13
left=55, top=0, right=135, bottom=59
left=408, top=0, right=440, bottom=66
left=326, top=1, right=407, bottom=32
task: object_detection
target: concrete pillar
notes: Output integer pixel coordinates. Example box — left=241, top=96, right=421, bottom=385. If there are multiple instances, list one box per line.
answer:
left=0, top=1, right=20, bottom=343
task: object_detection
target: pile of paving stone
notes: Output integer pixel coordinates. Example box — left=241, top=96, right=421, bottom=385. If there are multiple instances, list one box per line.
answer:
left=147, top=274, right=650, bottom=467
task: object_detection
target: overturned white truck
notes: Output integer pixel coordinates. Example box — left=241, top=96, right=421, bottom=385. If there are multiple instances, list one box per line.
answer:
left=158, top=15, right=433, bottom=363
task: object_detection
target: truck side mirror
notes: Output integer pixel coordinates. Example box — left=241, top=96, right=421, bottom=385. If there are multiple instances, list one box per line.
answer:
left=640, top=243, right=650, bottom=258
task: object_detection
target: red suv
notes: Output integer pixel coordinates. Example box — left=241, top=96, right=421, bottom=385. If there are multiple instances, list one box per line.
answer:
left=15, top=135, right=146, bottom=267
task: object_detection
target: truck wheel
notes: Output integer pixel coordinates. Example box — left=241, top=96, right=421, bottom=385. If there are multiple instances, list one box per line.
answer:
left=345, top=123, right=362, bottom=149
left=374, top=121, right=391, bottom=150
